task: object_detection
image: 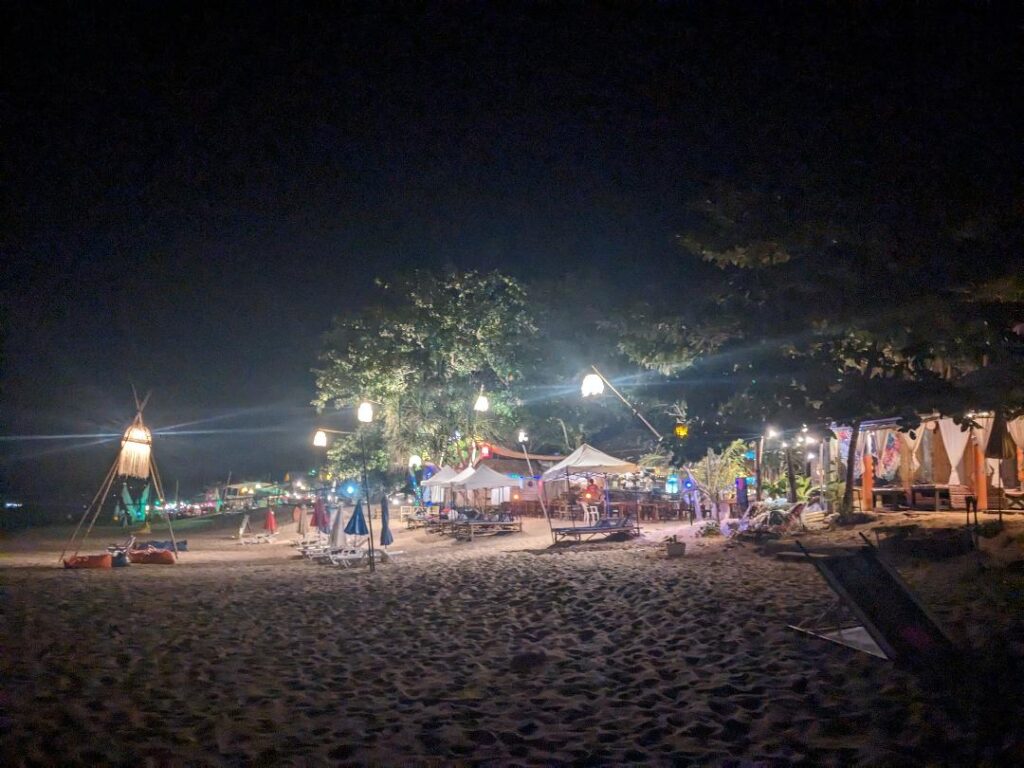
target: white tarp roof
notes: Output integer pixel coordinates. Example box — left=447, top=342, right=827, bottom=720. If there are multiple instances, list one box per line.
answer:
left=448, top=466, right=476, bottom=486
left=421, top=466, right=458, bottom=487
left=541, top=443, right=639, bottom=480
left=457, top=464, right=517, bottom=490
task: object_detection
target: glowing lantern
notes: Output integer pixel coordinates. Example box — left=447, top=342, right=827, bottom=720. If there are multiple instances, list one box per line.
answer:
left=357, top=402, right=374, bottom=423
left=673, top=422, right=689, bottom=439
left=117, top=423, right=152, bottom=479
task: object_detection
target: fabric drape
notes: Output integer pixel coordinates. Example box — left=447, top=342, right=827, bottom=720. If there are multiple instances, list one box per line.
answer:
left=937, top=418, right=971, bottom=486
left=875, top=429, right=901, bottom=480
left=901, top=427, right=926, bottom=474
left=1007, top=417, right=1024, bottom=449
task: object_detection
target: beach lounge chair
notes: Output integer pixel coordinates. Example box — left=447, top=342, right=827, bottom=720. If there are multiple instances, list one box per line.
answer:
left=453, top=517, right=524, bottom=541
left=325, top=548, right=368, bottom=567
left=369, top=548, right=405, bottom=564
left=237, top=513, right=276, bottom=544
left=789, top=537, right=955, bottom=664
left=552, top=515, right=638, bottom=543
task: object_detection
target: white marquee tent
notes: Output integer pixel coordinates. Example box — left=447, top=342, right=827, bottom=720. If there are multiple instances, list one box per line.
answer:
left=541, top=444, right=638, bottom=480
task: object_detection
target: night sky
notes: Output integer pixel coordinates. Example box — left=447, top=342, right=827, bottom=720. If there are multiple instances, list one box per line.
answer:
left=3, top=3, right=1021, bottom=503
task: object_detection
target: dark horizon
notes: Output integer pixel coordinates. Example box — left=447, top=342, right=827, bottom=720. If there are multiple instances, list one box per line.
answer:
left=4, top=3, right=1021, bottom=502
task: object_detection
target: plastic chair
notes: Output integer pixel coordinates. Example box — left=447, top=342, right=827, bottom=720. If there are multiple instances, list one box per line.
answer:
left=584, top=505, right=600, bottom=524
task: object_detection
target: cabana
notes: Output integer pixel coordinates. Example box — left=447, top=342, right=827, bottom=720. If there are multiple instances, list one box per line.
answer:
left=833, top=414, right=1024, bottom=514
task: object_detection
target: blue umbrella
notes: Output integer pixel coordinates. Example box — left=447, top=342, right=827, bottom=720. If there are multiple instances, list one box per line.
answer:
left=344, top=500, right=369, bottom=536
left=379, top=494, right=394, bottom=547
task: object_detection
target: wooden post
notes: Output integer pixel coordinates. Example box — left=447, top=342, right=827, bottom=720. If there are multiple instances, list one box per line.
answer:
left=900, top=436, right=913, bottom=509
left=974, top=442, right=988, bottom=512
left=862, top=452, right=874, bottom=512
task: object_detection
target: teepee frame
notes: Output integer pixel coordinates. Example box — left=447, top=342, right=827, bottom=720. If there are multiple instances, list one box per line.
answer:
left=60, top=388, right=179, bottom=563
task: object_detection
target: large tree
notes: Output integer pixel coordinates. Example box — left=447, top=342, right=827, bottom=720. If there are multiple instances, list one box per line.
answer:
left=615, top=180, right=1024, bottom=512
left=314, top=270, right=538, bottom=478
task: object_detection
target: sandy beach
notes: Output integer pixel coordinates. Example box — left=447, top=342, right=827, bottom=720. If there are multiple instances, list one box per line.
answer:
left=3, top=512, right=1024, bottom=766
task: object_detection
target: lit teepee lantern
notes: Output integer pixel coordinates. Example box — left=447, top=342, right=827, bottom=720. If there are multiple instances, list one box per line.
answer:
left=61, top=389, right=178, bottom=566
left=118, top=420, right=153, bottom=479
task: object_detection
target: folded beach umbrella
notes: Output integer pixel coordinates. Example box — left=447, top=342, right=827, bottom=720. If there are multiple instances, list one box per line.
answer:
left=344, top=500, right=370, bottom=537
left=296, top=505, right=310, bottom=536
left=312, top=498, right=330, bottom=533
left=264, top=508, right=278, bottom=533
left=986, top=411, right=1016, bottom=460
left=329, top=503, right=347, bottom=549
left=379, top=494, right=394, bottom=547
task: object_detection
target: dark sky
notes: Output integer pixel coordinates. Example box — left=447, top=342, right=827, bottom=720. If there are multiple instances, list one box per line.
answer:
left=3, top=3, right=1021, bottom=502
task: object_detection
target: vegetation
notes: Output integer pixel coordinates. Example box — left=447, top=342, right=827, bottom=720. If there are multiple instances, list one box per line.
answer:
left=314, top=271, right=538, bottom=479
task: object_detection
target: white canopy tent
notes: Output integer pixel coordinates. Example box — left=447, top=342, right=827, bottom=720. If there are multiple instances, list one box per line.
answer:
left=449, top=466, right=476, bottom=485
left=456, top=464, right=517, bottom=490
left=541, top=444, right=639, bottom=480
left=422, top=466, right=458, bottom=486
left=421, top=465, right=457, bottom=505
left=540, top=443, right=641, bottom=529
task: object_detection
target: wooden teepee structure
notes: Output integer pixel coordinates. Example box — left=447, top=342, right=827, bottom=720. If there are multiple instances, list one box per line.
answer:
left=60, top=389, right=178, bottom=564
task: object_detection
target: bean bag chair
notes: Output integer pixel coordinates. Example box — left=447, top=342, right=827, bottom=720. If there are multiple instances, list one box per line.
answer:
left=63, top=554, right=113, bottom=569
left=128, top=548, right=176, bottom=565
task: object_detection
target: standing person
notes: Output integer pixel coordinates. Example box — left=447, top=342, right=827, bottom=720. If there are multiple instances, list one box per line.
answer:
left=583, top=478, right=601, bottom=504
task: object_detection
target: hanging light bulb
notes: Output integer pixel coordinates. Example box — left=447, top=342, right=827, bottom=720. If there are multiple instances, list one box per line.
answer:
left=473, top=393, right=490, bottom=412
left=313, top=430, right=328, bottom=447
left=581, top=373, right=605, bottom=397
left=357, top=402, right=374, bottom=423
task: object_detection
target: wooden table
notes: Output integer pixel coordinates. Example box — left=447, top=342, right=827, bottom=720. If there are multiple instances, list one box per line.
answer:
left=872, top=487, right=908, bottom=511
left=910, top=484, right=949, bottom=511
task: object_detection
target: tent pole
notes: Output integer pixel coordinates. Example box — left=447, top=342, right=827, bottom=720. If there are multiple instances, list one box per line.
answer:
left=567, top=467, right=576, bottom=529
left=521, top=442, right=552, bottom=539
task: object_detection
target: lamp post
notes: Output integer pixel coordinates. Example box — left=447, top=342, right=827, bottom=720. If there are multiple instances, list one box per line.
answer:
left=757, top=427, right=779, bottom=502
left=356, top=401, right=376, bottom=573
left=580, top=365, right=662, bottom=441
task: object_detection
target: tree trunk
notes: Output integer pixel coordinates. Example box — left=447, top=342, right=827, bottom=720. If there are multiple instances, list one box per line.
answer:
left=785, top=448, right=798, bottom=503
left=841, top=421, right=861, bottom=517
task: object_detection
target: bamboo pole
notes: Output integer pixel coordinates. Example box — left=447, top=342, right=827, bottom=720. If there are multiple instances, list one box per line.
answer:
left=60, top=459, right=118, bottom=563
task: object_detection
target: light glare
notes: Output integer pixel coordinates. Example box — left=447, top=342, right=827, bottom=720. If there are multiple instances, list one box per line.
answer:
left=357, top=402, right=374, bottom=423
left=581, top=373, right=605, bottom=397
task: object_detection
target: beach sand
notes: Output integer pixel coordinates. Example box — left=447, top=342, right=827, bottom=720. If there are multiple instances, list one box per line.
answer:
left=2, top=512, right=1023, bottom=766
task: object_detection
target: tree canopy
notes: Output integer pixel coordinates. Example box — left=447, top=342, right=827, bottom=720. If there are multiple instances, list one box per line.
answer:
left=314, top=271, right=539, bottom=476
